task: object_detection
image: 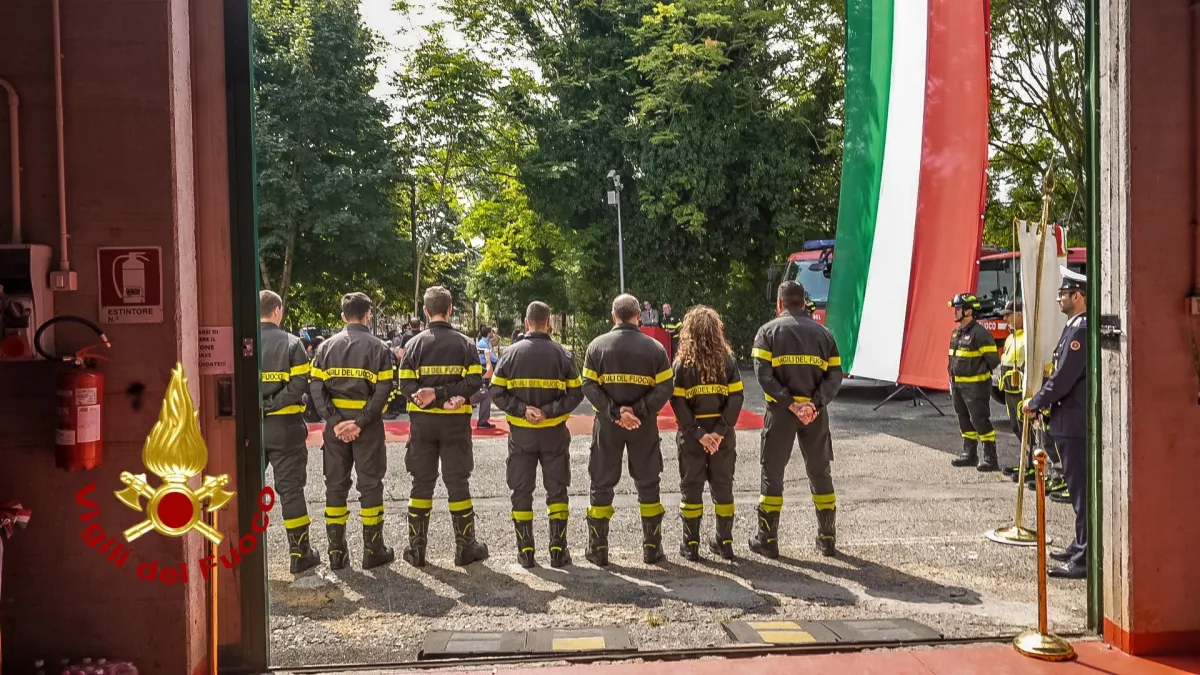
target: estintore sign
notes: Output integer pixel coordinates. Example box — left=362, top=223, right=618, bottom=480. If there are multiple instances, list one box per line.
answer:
left=97, top=247, right=164, bottom=324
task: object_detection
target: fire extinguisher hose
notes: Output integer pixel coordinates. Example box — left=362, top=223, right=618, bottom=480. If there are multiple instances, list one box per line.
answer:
left=33, top=315, right=110, bottom=363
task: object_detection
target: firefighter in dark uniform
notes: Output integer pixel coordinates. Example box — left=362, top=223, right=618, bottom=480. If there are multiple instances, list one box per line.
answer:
left=751, top=280, right=844, bottom=558
left=398, top=285, right=489, bottom=568
left=488, top=301, right=584, bottom=568
left=259, top=290, right=320, bottom=574
left=310, top=292, right=396, bottom=570
left=948, top=293, right=1002, bottom=471
left=582, top=294, right=675, bottom=566
left=669, top=305, right=743, bottom=561
left=661, top=303, right=682, bottom=359
left=1024, top=267, right=1088, bottom=579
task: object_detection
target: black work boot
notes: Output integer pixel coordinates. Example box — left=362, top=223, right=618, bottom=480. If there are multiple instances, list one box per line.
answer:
left=402, top=507, right=430, bottom=568
left=513, top=518, right=537, bottom=569
left=362, top=522, right=395, bottom=570
left=585, top=516, right=610, bottom=567
left=548, top=517, right=572, bottom=568
left=679, top=515, right=702, bottom=562
left=287, top=523, right=321, bottom=574
left=452, top=508, right=490, bottom=567
left=642, top=514, right=666, bottom=564
left=709, top=514, right=735, bottom=560
left=748, top=506, right=780, bottom=559
left=977, top=441, right=1000, bottom=472
left=815, top=508, right=837, bottom=557
left=326, top=523, right=348, bottom=571
left=951, top=439, right=979, bottom=467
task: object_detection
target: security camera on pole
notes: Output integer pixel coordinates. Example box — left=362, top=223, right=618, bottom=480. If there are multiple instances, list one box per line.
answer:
left=606, top=170, right=626, bottom=294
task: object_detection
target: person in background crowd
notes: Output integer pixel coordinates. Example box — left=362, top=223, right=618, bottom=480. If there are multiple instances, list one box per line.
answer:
left=511, top=327, right=526, bottom=344
left=471, top=326, right=499, bottom=429
left=259, top=290, right=319, bottom=574
left=582, top=294, right=674, bottom=566
left=1024, top=267, right=1089, bottom=580
left=947, top=293, right=1001, bottom=471
left=309, top=292, right=396, bottom=570
left=997, top=300, right=1031, bottom=479
left=641, top=300, right=660, bottom=327
left=399, top=286, right=490, bottom=567
left=661, top=303, right=682, bottom=358
left=489, top=301, right=584, bottom=568
left=670, top=305, right=743, bottom=561
left=751, top=281, right=844, bottom=558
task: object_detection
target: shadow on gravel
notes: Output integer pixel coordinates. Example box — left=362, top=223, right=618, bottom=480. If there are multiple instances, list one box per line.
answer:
left=268, top=564, right=459, bottom=620
left=424, top=561, right=558, bottom=614
left=733, top=556, right=858, bottom=608
left=779, top=552, right=983, bottom=606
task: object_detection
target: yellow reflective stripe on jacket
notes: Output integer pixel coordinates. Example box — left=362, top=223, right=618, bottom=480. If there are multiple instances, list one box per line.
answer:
left=267, top=404, right=305, bottom=416
left=953, top=373, right=991, bottom=383
left=582, top=368, right=600, bottom=381
left=323, top=367, right=377, bottom=383
left=290, top=363, right=311, bottom=376
left=587, top=372, right=655, bottom=386
left=506, top=413, right=571, bottom=428
left=504, top=378, right=569, bottom=390
left=491, top=375, right=509, bottom=387
left=262, top=371, right=289, bottom=383
left=467, top=364, right=484, bottom=375
left=950, top=347, right=996, bottom=358
left=676, top=383, right=743, bottom=398
left=771, top=354, right=832, bottom=370
left=751, top=348, right=773, bottom=361
left=764, top=394, right=813, bottom=403
left=376, top=368, right=394, bottom=381
left=398, top=369, right=418, bottom=380
left=332, top=398, right=366, bottom=409
left=420, top=365, right=467, bottom=376
left=407, top=402, right=473, bottom=414
left=695, top=413, right=721, bottom=419
left=655, top=369, right=672, bottom=383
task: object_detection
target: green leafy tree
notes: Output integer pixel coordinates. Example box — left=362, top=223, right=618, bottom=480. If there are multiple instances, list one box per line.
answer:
left=253, top=0, right=405, bottom=320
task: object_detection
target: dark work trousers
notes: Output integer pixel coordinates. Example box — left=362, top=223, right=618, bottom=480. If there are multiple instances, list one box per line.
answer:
left=323, top=417, right=387, bottom=510
left=470, top=378, right=493, bottom=424
left=507, top=424, right=571, bottom=513
left=406, top=413, right=475, bottom=504
left=588, top=418, right=663, bottom=509
left=759, top=408, right=834, bottom=500
left=1057, top=435, right=1087, bottom=567
left=677, top=429, right=736, bottom=507
left=264, top=414, right=310, bottom=523
left=952, top=382, right=995, bottom=442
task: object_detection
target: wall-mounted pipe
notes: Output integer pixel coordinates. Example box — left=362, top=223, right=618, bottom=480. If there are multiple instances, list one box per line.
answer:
left=52, top=0, right=70, bottom=273
left=0, top=78, right=20, bottom=245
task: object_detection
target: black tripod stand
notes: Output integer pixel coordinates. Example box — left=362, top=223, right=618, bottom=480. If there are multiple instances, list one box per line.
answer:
left=872, top=384, right=946, bottom=415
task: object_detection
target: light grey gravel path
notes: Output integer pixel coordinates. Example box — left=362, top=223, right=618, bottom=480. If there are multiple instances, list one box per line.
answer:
left=265, top=375, right=1086, bottom=669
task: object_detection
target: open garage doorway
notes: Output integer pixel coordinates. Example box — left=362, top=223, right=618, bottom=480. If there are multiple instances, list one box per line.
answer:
left=219, top=0, right=1102, bottom=669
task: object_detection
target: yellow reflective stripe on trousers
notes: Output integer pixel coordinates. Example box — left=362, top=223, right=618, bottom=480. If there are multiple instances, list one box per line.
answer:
left=324, top=505, right=349, bottom=524
left=361, top=505, right=385, bottom=525
left=409, top=498, right=433, bottom=510
left=408, top=402, right=474, bottom=414
left=962, top=431, right=979, bottom=440
left=953, top=373, right=991, bottom=383
left=548, top=503, right=569, bottom=520
left=290, top=363, right=312, bottom=376
left=812, top=493, right=837, bottom=511
left=752, top=348, right=773, bottom=361
left=512, top=510, right=535, bottom=522
left=267, top=404, right=305, bottom=416
left=333, top=398, right=366, bottom=409
left=587, top=504, right=614, bottom=520
left=262, top=371, right=289, bottom=383
left=713, top=503, right=735, bottom=517
left=284, top=514, right=311, bottom=529
left=979, top=430, right=997, bottom=441
left=759, top=494, right=783, bottom=512
left=639, top=502, right=665, bottom=518
left=506, top=413, right=570, bottom=428
left=764, top=394, right=813, bottom=404
left=449, top=499, right=474, bottom=513
left=679, top=502, right=704, bottom=518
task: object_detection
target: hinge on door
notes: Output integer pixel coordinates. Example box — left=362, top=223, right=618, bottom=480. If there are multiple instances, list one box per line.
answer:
left=1099, top=315, right=1123, bottom=350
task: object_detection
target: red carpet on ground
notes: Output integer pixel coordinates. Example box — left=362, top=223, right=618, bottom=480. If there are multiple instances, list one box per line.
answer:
left=305, top=406, right=764, bottom=446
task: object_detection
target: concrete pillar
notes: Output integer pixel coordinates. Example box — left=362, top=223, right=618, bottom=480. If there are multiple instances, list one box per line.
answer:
left=1099, top=0, right=1200, bottom=655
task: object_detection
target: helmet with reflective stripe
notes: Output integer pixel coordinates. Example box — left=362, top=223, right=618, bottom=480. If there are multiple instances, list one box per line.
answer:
left=948, top=293, right=981, bottom=310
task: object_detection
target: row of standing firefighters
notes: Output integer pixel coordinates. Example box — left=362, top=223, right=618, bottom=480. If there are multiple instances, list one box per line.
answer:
left=257, top=281, right=842, bottom=573
left=257, top=270, right=1088, bottom=580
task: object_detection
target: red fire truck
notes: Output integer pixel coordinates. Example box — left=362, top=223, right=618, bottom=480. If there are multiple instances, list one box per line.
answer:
left=775, top=240, right=1087, bottom=344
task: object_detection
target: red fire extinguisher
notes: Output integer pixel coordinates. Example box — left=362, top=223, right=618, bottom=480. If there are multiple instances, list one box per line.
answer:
left=35, top=316, right=111, bottom=471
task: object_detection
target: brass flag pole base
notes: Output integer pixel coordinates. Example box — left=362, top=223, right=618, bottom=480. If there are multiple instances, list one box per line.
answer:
left=1014, top=449, right=1075, bottom=662
left=985, top=525, right=1039, bottom=546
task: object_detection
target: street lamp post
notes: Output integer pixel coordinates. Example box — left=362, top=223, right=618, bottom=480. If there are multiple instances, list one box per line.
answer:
left=607, top=170, right=626, bottom=294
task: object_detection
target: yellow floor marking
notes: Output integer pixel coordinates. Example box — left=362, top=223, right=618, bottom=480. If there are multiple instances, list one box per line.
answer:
left=552, top=637, right=606, bottom=651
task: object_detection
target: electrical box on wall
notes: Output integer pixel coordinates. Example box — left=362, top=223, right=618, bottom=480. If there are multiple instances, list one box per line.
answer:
left=0, top=244, right=55, bottom=360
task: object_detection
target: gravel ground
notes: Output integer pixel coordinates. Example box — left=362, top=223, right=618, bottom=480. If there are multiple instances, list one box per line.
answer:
left=265, top=375, right=1086, bottom=669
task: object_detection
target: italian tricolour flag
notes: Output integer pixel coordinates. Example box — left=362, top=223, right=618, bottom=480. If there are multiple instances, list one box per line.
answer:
left=826, top=0, right=991, bottom=389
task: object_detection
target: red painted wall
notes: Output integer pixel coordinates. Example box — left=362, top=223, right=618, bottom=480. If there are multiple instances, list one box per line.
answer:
left=0, top=1, right=201, bottom=670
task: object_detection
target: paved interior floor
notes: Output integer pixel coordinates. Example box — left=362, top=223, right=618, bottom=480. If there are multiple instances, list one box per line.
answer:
left=266, top=375, right=1087, bottom=668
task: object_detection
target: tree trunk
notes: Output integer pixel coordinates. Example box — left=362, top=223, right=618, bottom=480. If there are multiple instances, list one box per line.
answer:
left=279, top=220, right=299, bottom=317
left=260, top=259, right=272, bottom=291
